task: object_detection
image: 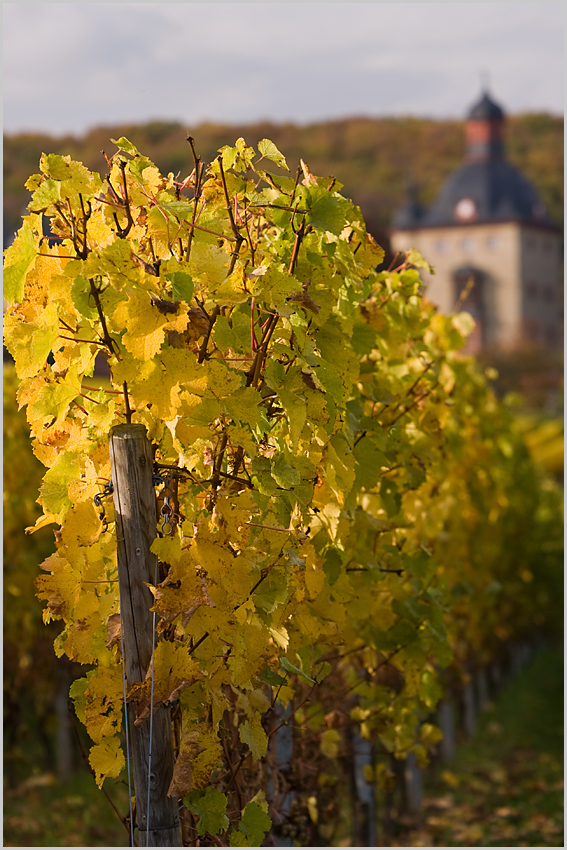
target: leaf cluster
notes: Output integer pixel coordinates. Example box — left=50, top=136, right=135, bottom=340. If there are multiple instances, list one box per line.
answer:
left=4, top=111, right=563, bottom=260
left=3, top=136, right=562, bottom=843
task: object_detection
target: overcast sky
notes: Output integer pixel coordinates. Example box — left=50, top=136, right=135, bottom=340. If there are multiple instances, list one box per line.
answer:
left=3, top=3, right=564, bottom=137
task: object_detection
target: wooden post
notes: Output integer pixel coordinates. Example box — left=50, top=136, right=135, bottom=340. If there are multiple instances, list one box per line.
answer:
left=475, top=668, right=489, bottom=713
left=55, top=666, right=74, bottom=784
left=462, top=678, right=477, bottom=739
left=350, top=728, right=377, bottom=847
left=267, top=702, right=294, bottom=847
left=437, top=697, right=457, bottom=763
left=110, top=424, right=181, bottom=848
left=403, top=752, right=422, bottom=813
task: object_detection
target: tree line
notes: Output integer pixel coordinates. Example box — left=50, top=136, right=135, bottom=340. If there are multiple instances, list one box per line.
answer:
left=4, top=112, right=563, bottom=257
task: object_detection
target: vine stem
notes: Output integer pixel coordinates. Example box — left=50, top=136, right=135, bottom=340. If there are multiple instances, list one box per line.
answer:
left=189, top=553, right=283, bottom=659
left=184, top=135, right=203, bottom=262
left=210, top=431, right=228, bottom=490
left=268, top=681, right=318, bottom=738
left=197, top=305, right=220, bottom=364
left=247, top=311, right=279, bottom=389
left=89, top=278, right=121, bottom=358
left=123, top=382, right=133, bottom=423
left=113, top=159, right=134, bottom=238
left=217, top=155, right=243, bottom=245
left=217, top=154, right=246, bottom=277
left=287, top=215, right=306, bottom=275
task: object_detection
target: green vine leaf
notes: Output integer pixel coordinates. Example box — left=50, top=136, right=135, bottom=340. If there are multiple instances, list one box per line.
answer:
left=185, top=788, right=229, bottom=836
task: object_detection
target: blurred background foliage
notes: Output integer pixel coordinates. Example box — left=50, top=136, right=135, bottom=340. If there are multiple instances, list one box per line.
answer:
left=394, top=647, right=564, bottom=847
left=3, top=112, right=563, bottom=259
left=3, top=113, right=563, bottom=844
left=3, top=364, right=63, bottom=787
left=3, top=336, right=563, bottom=846
left=5, top=112, right=562, bottom=411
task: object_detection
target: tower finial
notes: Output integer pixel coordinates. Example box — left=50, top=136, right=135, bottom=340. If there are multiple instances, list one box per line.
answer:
left=480, top=69, right=491, bottom=93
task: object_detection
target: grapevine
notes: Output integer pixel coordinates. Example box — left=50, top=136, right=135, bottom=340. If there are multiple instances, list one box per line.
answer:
left=3, top=136, right=562, bottom=845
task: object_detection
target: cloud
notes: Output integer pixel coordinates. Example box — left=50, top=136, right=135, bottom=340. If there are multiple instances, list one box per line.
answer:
left=3, top=3, right=563, bottom=136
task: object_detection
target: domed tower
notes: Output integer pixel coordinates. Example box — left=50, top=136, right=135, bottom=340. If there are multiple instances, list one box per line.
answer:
left=390, top=90, right=561, bottom=354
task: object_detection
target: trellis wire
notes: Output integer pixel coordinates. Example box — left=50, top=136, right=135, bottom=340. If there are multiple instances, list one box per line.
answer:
left=145, top=553, right=159, bottom=847
left=145, top=475, right=173, bottom=844
left=118, top=582, right=135, bottom=847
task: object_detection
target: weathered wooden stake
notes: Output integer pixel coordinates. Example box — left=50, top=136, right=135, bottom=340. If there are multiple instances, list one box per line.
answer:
left=267, top=702, right=295, bottom=847
left=110, top=424, right=181, bottom=847
left=350, top=728, right=377, bottom=846
left=462, top=677, right=477, bottom=739
left=437, top=696, right=457, bottom=763
left=403, top=751, right=422, bottom=813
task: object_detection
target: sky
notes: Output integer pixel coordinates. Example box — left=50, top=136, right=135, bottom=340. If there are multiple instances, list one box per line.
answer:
left=3, top=3, right=564, bottom=137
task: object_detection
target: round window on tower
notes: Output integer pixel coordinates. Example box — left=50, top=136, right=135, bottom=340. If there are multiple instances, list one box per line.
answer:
left=454, top=197, right=477, bottom=222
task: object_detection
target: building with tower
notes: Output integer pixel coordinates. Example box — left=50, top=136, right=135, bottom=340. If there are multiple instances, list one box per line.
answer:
left=390, top=91, right=562, bottom=354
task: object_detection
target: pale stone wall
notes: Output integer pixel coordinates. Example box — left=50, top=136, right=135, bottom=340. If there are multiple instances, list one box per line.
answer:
left=390, top=223, right=561, bottom=350
left=519, top=226, right=562, bottom=348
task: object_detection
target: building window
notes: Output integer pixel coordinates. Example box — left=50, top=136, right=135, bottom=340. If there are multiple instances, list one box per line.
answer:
left=436, top=239, right=448, bottom=254
left=526, top=281, right=537, bottom=300
left=524, top=319, right=540, bottom=341
left=461, top=237, right=475, bottom=253
left=486, top=235, right=499, bottom=250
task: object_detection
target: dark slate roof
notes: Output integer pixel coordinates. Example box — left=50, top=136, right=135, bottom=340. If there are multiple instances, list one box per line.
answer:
left=422, top=159, right=548, bottom=226
left=467, top=92, right=504, bottom=121
left=391, top=90, right=553, bottom=230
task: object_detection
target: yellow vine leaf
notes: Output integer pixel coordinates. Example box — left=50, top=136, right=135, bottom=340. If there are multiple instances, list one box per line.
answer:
left=28, top=370, right=82, bottom=439
left=150, top=549, right=215, bottom=628
left=3, top=310, right=59, bottom=380
left=3, top=214, right=42, bottom=305
left=84, top=207, right=115, bottom=249
left=223, top=386, right=266, bottom=431
left=84, top=396, right=120, bottom=438
left=187, top=241, right=230, bottom=285
left=213, top=266, right=250, bottom=305
left=204, top=359, right=244, bottom=399
left=60, top=499, right=103, bottom=548
left=239, top=712, right=268, bottom=760
left=129, top=641, right=204, bottom=726
left=117, top=356, right=182, bottom=422
left=4, top=137, right=563, bottom=844
left=304, top=561, right=325, bottom=600
left=212, top=490, right=256, bottom=549
left=192, top=523, right=254, bottom=612
left=150, top=534, right=183, bottom=565
left=35, top=552, right=81, bottom=620
left=56, top=617, right=107, bottom=665
left=78, top=239, right=135, bottom=288
left=89, top=735, right=126, bottom=788
left=187, top=726, right=224, bottom=791
left=110, top=290, right=169, bottom=360
left=84, top=664, right=125, bottom=743
left=228, top=622, right=268, bottom=688
left=320, top=729, right=341, bottom=759
left=248, top=263, right=303, bottom=313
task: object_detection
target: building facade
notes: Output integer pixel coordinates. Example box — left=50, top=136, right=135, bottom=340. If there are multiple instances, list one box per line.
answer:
left=390, top=91, right=562, bottom=354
